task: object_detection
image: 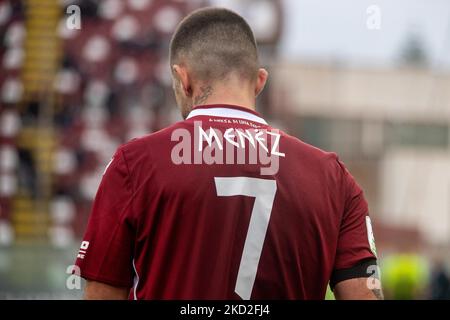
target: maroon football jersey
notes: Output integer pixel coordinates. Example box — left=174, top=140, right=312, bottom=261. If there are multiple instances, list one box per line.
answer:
left=75, top=104, right=376, bottom=299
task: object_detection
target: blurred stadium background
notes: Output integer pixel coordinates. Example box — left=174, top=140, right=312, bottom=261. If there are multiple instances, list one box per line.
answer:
left=1, top=0, right=450, bottom=299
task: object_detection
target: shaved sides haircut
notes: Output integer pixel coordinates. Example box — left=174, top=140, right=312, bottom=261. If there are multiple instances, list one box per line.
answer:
left=170, top=7, right=259, bottom=82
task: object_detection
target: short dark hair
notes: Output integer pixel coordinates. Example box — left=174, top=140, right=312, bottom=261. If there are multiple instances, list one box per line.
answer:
left=170, top=7, right=259, bottom=82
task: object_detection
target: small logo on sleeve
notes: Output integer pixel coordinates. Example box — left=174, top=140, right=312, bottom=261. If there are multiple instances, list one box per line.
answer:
left=77, top=241, right=89, bottom=259
left=365, top=216, right=377, bottom=257
left=103, top=157, right=114, bottom=175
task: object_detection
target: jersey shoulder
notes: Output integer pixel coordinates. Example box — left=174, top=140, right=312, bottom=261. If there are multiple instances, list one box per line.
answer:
left=107, top=121, right=188, bottom=177
left=278, top=129, right=349, bottom=191
left=120, top=120, right=187, bottom=153
left=279, top=129, right=340, bottom=165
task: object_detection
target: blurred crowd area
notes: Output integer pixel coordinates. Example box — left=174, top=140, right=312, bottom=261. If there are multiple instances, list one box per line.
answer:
left=0, top=0, right=450, bottom=299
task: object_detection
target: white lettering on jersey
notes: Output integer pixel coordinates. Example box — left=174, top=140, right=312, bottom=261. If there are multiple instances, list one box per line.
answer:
left=198, top=126, right=223, bottom=151
left=171, top=121, right=285, bottom=175
left=267, top=131, right=285, bottom=157
left=197, top=126, right=283, bottom=157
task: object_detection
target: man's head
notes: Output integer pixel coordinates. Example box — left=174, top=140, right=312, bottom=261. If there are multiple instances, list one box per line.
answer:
left=170, top=7, right=268, bottom=118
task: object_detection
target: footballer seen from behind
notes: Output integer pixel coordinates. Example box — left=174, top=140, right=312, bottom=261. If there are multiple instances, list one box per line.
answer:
left=75, top=7, right=383, bottom=300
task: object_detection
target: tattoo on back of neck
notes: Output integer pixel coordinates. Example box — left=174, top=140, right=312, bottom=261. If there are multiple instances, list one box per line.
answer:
left=194, top=85, right=213, bottom=106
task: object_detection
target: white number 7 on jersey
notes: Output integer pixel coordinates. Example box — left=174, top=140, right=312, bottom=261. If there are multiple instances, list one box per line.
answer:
left=214, top=177, right=277, bottom=300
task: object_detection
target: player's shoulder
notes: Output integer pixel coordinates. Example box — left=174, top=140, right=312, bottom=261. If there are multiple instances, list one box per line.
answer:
left=277, top=128, right=345, bottom=172
left=116, top=120, right=187, bottom=158
left=279, top=129, right=337, bottom=160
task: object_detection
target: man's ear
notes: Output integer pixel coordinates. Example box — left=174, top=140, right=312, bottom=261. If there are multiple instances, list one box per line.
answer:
left=255, top=68, right=269, bottom=97
left=172, top=64, right=193, bottom=97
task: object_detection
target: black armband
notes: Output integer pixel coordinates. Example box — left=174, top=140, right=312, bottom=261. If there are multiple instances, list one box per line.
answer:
left=329, top=258, right=379, bottom=291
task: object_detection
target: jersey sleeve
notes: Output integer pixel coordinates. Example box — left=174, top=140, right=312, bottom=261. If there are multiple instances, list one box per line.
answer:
left=333, top=160, right=377, bottom=271
left=74, top=148, right=136, bottom=288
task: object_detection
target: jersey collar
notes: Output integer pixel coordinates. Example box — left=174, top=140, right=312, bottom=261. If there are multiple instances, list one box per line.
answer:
left=186, top=104, right=268, bottom=125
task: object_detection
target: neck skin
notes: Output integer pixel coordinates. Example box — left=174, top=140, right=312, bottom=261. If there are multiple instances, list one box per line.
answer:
left=192, top=75, right=257, bottom=112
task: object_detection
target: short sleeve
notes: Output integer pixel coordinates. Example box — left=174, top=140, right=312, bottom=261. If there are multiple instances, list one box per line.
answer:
left=333, top=161, right=377, bottom=270
left=75, top=148, right=135, bottom=288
